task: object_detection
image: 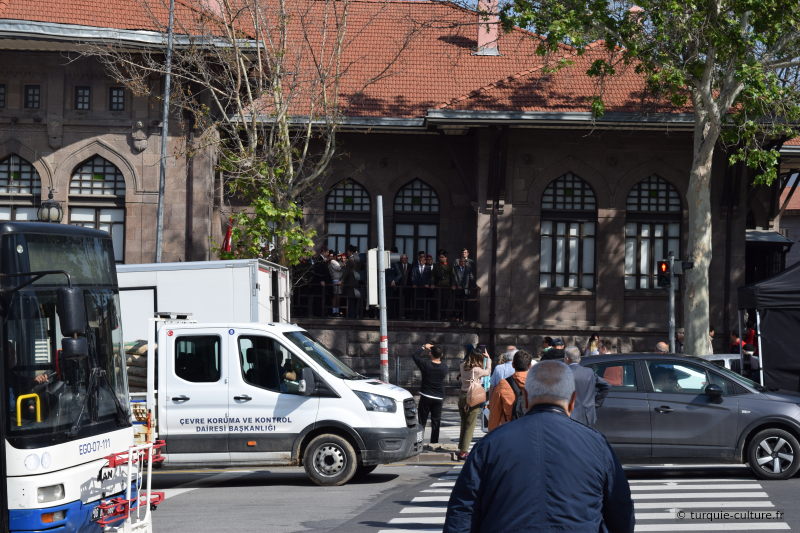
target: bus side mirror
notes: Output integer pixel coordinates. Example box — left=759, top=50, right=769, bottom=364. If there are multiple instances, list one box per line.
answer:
left=57, top=287, right=87, bottom=336
left=300, top=367, right=316, bottom=396
left=62, top=337, right=88, bottom=359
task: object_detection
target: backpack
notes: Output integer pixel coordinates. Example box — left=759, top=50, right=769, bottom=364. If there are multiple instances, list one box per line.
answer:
left=505, top=376, right=526, bottom=421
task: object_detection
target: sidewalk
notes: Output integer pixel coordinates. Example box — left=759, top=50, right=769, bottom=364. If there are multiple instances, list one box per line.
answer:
left=412, top=404, right=486, bottom=462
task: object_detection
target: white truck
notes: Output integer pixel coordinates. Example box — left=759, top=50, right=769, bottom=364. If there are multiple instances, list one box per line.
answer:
left=132, top=316, right=422, bottom=485
left=116, top=259, right=291, bottom=345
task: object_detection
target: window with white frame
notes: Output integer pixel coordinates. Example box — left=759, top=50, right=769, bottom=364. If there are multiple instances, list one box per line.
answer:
left=0, top=154, right=41, bottom=222
left=69, top=156, right=126, bottom=262
left=540, top=172, right=596, bottom=289
left=393, top=179, right=439, bottom=256
left=325, top=178, right=370, bottom=253
left=624, top=175, right=682, bottom=289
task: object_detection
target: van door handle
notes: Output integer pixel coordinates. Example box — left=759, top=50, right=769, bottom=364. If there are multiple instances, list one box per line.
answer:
left=655, top=406, right=673, bottom=413
left=234, top=395, right=252, bottom=402
left=171, top=395, right=190, bottom=402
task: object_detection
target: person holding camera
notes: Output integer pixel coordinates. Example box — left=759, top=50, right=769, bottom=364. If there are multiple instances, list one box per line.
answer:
left=413, top=343, right=449, bottom=450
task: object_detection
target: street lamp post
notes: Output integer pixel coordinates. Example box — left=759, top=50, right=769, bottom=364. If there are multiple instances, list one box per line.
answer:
left=37, top=189, right=63, bottom=223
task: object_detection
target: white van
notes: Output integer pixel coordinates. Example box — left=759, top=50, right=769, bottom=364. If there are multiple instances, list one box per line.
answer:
left=133, top=317, right=421, bottom=485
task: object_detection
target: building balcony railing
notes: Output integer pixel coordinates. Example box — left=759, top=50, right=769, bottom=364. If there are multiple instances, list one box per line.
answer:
left=291, top=285, right=481, bottom=322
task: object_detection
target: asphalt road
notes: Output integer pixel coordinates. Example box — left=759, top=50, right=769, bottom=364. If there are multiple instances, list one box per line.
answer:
left=148, top=407, right=800, bottom=532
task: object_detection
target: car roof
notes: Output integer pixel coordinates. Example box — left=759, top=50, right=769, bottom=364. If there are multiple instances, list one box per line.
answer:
left=582, top=353, right=716, bottom=365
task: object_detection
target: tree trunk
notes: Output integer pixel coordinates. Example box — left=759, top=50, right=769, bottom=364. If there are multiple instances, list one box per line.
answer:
left=683, top=136, right=715, bottom=356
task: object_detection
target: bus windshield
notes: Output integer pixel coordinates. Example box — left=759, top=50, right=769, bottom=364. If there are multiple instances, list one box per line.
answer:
left=3, top=240, right=129, bottom=447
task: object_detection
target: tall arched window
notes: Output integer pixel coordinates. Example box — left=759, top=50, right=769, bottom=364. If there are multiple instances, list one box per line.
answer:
left=69, top=155, right=126, bottom=262
left=624, top=175, right=681, bottom=289
left=393, top=179, right=439, bottom=256
left=325, top=178, right=370, bottom=253
left=0, top=154, right=42, bottom=221
left=540, top=172, right=596, bottom=289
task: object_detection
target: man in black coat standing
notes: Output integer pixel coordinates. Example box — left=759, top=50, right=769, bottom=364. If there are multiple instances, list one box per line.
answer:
left=444, top=360, right=633, bottom=533
left=564, top=346, right=610, bottom=428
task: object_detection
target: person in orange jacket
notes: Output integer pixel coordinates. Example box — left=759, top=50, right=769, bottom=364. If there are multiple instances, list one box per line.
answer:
left=487, top=350, right=533, bottom=431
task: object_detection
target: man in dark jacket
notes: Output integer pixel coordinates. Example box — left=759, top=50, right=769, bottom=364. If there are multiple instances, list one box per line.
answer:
left=443, top=360, right=634, bottom=533
left=565, top=346, right=610, bottom=428
left=412, top=343, right=448, bottom=449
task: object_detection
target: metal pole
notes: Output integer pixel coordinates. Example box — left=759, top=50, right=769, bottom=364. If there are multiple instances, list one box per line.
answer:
left=756, top=311, right=765, bottom=386
left=376, top=195, right=389, bottom=383
left=668, top=251, right=676, bottom=353
left=155, top=0, right=175, bottom=263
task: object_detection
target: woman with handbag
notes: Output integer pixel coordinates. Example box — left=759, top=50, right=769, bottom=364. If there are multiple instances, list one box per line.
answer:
left=455, top=348, right=491, bottom=461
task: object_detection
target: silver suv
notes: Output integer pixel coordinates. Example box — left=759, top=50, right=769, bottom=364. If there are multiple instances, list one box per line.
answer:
left=582, top=354, right=800, bottom=480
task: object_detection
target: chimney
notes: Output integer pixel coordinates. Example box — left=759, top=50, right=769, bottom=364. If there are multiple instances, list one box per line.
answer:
left=475, top=0, right=500, bottom=56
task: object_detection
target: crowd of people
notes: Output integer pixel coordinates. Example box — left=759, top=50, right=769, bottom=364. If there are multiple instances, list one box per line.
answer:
left=411, top=342, right=631, bottom=532
left=292, top=246, right=480, bottom=321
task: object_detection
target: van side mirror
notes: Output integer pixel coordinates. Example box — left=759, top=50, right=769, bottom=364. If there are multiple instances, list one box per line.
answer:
left=57, top=287, right=87, bottom=336
left=704, top=383, right=723, bottom=400
left=300, top=367, right=316, bottom=396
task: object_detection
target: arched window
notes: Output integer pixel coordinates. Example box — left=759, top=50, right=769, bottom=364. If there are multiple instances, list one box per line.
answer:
left=69, top=155, right=126, bottom=262
left=624, top=175, right=681, bottom=289
left=393, top=179, right=439, bottom=256
left=540, top=172, right=596, bottom=289
left=0, top=154, right=42, bottom=221
left=325, top=178, right=370, bottom=253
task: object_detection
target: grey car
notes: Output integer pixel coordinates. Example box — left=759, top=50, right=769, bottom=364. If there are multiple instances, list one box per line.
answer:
left=582, top=353, right=800, bottom=480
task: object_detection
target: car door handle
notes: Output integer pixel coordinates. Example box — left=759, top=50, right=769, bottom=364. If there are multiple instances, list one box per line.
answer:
left=233, top=395, right=252, bottom=402
left=655, top=406, right=673, bottom=413
left=171, top=395, right=190, bottom=402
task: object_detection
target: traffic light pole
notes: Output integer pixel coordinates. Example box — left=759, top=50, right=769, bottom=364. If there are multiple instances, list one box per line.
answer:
left=668, top=251, right=676, bottom=353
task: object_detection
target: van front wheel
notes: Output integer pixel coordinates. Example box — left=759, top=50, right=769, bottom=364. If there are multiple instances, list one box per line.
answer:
left=304, top=434, right=358, bottom=486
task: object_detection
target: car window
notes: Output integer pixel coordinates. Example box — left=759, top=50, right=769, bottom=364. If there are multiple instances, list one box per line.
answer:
left=589, top=362, right=637, bottom=391
left=238, top=335, right=307, bottom=394
left=647, top=361, right=707, bottom=394
left=706, top=371, right=743, bottom=396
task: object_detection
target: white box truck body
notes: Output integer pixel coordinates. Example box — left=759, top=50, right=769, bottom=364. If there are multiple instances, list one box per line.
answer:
left=133, top=317, right=421, bottom=485
left=116, top=259, right=290, bottom=345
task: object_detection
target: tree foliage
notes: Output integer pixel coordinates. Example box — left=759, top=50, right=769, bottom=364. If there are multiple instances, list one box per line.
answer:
left=501, top=0, right=800, bottom=354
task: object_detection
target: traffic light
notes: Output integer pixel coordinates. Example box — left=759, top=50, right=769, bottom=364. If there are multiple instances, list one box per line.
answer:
left=656, top=260, right=671, bottom=288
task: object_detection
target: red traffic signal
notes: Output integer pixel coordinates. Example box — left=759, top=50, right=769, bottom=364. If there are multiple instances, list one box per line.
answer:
left=656, top=260, right=671, bottom=288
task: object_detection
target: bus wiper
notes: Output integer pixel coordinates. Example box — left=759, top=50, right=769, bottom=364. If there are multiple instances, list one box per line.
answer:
left=68, top=367, right=128, bottom=437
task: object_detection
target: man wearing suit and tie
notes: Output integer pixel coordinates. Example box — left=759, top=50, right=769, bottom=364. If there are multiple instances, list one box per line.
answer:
left=564, top=346, right=609, bottom=428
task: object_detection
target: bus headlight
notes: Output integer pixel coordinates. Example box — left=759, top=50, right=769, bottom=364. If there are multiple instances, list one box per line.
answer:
left=37, top=484, right=65, bottom=503
left=354, top=391, right=397, bottom=413
left=24, top=454, right=40, bottom=471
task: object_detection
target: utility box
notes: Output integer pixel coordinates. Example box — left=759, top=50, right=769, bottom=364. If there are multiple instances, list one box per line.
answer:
left=116, top=259, right=290, bottom=345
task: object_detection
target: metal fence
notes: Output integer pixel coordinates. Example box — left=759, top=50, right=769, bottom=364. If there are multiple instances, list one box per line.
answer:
left=291, top=285, right=480, bottom=322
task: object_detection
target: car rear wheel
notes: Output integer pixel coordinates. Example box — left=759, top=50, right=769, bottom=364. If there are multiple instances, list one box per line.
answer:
left=747, top=429, right=800, bottom=480
left=303, top=434, right=358, bottom=486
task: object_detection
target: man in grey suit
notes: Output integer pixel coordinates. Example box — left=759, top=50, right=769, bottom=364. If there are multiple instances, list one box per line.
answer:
left=564, top=346, right=609, bottom=428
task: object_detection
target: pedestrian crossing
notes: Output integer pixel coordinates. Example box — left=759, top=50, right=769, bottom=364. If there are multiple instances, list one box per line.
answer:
left=374, top=468, right=791, bottom=532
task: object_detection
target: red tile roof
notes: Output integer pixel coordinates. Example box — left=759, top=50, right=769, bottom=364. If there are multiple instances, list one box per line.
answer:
left=0, top=0, right=672, bottom=119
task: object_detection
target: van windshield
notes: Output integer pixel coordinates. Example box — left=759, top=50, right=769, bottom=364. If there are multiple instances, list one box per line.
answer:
left=283, top=331, right=362, bottom=380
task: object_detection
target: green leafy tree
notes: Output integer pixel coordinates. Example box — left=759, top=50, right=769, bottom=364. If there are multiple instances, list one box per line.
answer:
left=502, top=0, right=800, bottom=354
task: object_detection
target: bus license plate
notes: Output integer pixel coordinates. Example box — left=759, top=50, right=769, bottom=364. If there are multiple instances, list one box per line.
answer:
left=416, top=430, right=423, bottom=442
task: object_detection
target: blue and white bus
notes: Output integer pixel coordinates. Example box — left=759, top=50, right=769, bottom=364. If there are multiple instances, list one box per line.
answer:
left=1, top=222, right=138, bottom=533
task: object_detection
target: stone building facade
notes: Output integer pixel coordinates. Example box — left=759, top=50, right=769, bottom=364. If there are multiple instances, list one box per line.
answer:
left=0, top=0, right=786, bottom=390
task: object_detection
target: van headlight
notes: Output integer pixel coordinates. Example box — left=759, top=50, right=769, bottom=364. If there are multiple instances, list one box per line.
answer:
left=354, top=391, right=397, bottom=413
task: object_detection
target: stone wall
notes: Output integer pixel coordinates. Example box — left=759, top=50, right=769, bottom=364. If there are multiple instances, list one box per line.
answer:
left=298, top=318, right=680, bottom=396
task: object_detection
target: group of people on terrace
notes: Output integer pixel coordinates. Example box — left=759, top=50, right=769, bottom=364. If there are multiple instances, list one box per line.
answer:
left=292, top=246, right=480, bottom=321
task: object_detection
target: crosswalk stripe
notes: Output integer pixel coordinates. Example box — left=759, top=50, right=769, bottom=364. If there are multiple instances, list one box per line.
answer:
left=411, top=496, right=450, bottom=502
left=389, top=517, right=446, bottom=525
left=631, top=484, right=760, bottom=490
left=377, top=529, right=441, bottom=533
left=635, top=501, right=776, bottom=509
left=632, top=492, right=768, bottom=500
left=634, top=523, right=790, bottom=531
left=431, top=482, right=455, bottom=487
left=399, top=507, right=448, bottom=514
left=420, top=489, right=453, bottom=493
left=628, top=478, right=754, bottom=483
